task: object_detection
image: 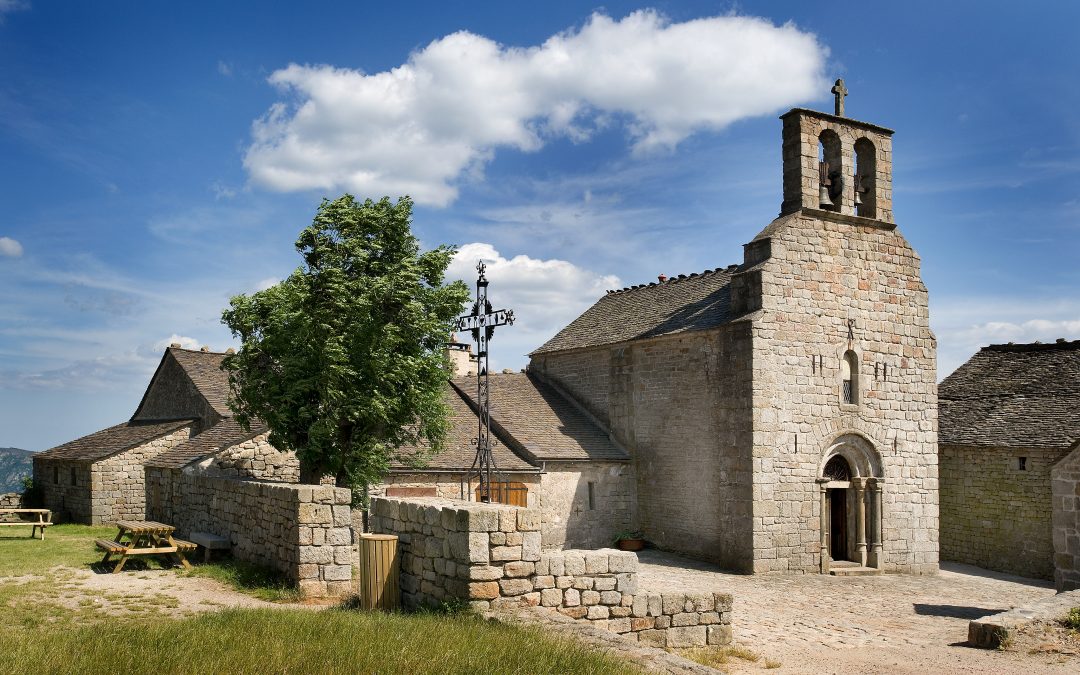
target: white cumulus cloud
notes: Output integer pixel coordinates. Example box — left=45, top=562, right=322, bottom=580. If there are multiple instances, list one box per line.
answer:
left=244, top=10, right=827, bottom=206
left=0, top=236, right=23, bottom=258
left=447, top=243, right=620, bottom=368
left=153, top=334, right=201, bottom=352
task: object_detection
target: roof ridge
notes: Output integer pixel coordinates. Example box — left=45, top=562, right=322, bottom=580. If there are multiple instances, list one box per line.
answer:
left=605, top=264, right=739, bottom=295
left=984, top=339, right=1080, bottom=352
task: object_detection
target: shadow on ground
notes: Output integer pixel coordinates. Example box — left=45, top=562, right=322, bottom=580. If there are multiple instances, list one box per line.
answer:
left=913, top=603, right=1004, bottom=620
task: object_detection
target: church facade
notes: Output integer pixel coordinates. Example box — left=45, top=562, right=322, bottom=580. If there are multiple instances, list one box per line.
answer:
left=530, top=100, right=938, bottom=574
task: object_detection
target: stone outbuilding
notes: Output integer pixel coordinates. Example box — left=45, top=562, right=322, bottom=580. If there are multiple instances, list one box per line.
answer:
left=939, top=339, right=1080, bottom=584
left=33, top=345, right=253, bottom=523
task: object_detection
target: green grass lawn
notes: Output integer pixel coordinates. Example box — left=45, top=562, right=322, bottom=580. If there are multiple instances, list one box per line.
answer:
left=0, top=607, right=635, bottom=674
left=0, top=523, right=119, bottom=575
left=0, top=524, right=638, bottom=673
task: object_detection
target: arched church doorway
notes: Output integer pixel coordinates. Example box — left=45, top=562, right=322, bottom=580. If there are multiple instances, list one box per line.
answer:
left=817, top=435, right=884, bottom=573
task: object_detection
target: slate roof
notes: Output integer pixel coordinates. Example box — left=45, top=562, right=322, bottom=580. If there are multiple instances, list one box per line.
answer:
left=391, top=386, right=536, bottom=472
left=531, top=267, right=738, bottom=355
left=168, top=347, right=232, bottom=417
left=147, top=417, right=268, bottom=470
left=452, top=373, right=628, bottom=463
left=939, top=340, right=1080, bottom=449
left=35, top=419, right=196, bottom=463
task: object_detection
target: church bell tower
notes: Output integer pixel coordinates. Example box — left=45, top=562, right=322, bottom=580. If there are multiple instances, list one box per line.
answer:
left=780, top=79, right=894, bottom=223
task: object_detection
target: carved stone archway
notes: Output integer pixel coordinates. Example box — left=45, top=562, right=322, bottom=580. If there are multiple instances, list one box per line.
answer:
left=816, top=433, right=884, bottom=573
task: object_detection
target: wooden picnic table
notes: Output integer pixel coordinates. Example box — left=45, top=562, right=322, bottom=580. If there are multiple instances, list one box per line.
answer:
left=95, top=520, right=196, bottom=573
left=0, top=508, right=52, bottom=540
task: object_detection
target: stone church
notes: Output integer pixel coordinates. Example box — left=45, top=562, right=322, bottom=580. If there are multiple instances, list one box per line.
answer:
left=34, top=89, right=938, bottom=576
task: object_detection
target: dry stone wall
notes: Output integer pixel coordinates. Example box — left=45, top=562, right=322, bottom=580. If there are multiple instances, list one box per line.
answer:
left=539, top=464, right=636, bottom=550
left=369, top=496, right=732, bottom=648
left=940, top=444, right=1064, bottom=580
left=146, top=467, right=352, bottom=597
left=0, top=492, right=21, bottom=521
left=1051, top=442, right=1080, bottom=591
left=189, top=432, right=300, bottom=482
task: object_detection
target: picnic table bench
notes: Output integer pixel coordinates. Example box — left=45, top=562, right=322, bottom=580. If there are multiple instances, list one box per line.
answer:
left=0, top=509, right=52, bottom=540
left=95, top=520, right=195, bottom=573
left=189, top=531, right=230, bottom=562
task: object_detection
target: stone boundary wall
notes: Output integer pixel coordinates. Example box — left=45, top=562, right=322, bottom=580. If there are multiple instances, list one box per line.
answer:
left=189, top=432, right=300, bottom=482
left=0, top=492, right=22, bottom=521
left=369, top=496, right=733, bottom=648
left=146, top=467, right=352, bottom=597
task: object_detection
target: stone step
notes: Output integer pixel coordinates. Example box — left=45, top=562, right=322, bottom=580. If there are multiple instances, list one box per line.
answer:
left=829, top=565, right=880, bottom=576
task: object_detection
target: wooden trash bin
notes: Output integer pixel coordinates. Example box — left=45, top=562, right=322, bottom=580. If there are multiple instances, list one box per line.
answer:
left=358, top=533, right=400, bottom=611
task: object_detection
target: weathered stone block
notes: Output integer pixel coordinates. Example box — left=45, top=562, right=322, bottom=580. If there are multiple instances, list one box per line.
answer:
left=582, top=590, right=601, bottom=606
left=499, top=578, right=533, bottom=596
left=668, top=626, right=707, bottom=648
left=540, top=588, right=563, bottom=606
left=584, top=552, right=609, bottom=574
left=516, top=510, right=541, bottom=532
left=490, top=545, right=522, bottom=562
left=322, top=564, right=351, bottom=582
left=593, top=577, right=616, bottom=591
left=469, top=581, right=500, bottom=600
left=608, top=551, right=637, bottom=573
left=637, top=629, right=667, bottom=648
left=600, top=590, right=621, bottom=605
left=630, top=616, right=655, bottom=631
left=559, top=606, right=588, bottom=619
left=468, top=532, right=489, bottom=564
left=586, top=605, right=610, bottom=620
left=533, top=575, right=555, bottom=589
left=504, top=561, right=534, bottom=578
left=672, top=612, right=699, bottom=627
left=610, top=606, right=631, bottom=618
left=563, top=554, right=586, bottom=576
left=608, top=618, right=631, bottom=633
left=521, top=532, right=541, bottom=561
left=563, top=588, right=581, bottom=606
left=707, top=624, right=733, bottom=646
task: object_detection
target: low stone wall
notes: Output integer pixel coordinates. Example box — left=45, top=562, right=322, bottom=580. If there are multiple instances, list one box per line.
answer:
left=146, top=467, right=352, bottom=598
left=188, top=432, right=300, bottom=482
left=0, top=492, right=22, bottom=521
left=369, top=496, right=733, bottom=648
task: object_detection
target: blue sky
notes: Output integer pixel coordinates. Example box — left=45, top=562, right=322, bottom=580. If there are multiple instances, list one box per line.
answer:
left=1, top=1, right=1077, bottom=451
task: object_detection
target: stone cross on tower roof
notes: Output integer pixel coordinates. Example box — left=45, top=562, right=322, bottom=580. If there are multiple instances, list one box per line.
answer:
left=831, top=78, right=848, bottom=117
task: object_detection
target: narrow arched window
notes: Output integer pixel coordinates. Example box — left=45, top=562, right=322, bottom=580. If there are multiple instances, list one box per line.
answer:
left=818, top=130, right=843, bottom=211
left=841, top=351, right=859, bottom=404
left=854, top=138, right=877, bottom=218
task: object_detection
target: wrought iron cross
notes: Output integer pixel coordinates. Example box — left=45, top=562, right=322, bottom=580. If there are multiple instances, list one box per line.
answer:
left=452, top=261, right=515, bottom=503
left=831, top=78, right=848, bottom=117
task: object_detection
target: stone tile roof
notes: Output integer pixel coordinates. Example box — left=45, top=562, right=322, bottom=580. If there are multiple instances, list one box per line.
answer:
left=452, top=373, right=628, bottom=462
left=531, top=267, right=738, bottom=355
left=391, top=386, right=536, bottom=472
left=939, top=340, right=1080, bottom=449
left=168, top=347, right=232, bottom=416
left=35, top=419, right=196, bottom=463
left=147, top=417, right=268, bottom=470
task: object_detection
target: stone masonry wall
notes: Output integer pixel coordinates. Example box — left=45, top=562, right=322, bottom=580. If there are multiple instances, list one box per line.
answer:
left=539, top=464, right=636, bottom=550
left=940, top=444, right=1065, bottom=580
left=34, top=459, right=93, bottom=523
left=749, top=210, right=938, bottom=574
left=90, top=426, right=194, bottom=524
left=371, top=472, right=542, bottom=504
left=1051, top=442, right=1080, bottom=591
left=369, top=496, right=733, bottom=648
left=0, top=492, right=22, bottom=521
left=189, top=432, right=300, bottom=482
left=532, top=324, right=755, bottom=572
left=146, top=467, right=352, bottom=597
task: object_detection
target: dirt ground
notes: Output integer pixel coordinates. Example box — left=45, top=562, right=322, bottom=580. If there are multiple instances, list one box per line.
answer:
left=637, top=550, right=1080, bottom=674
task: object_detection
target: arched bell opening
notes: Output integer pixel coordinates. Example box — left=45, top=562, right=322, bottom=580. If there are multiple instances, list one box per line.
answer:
left=817, top=435, right=884, bottom=574
left=818, top=130, right=843, bottom=211
left=854, top=137, right=877, bottom=218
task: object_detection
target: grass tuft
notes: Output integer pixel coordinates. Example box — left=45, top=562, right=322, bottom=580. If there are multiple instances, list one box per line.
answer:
left=682, top=644, right=763, bottom=668
left=1063, top=607, right=1080, bottom=632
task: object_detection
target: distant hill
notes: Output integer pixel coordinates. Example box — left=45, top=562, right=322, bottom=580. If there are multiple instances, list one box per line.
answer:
left=0, top=447, right=34, bottom=493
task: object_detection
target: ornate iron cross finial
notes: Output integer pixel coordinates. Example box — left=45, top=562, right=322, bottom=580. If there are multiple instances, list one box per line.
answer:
left=832, top=78, right=848, bottom=117
left=452, top=260, right=515, bottom=503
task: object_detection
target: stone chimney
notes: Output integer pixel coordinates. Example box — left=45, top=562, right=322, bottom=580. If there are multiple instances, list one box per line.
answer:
left=445, top=336, right=473, bottom=377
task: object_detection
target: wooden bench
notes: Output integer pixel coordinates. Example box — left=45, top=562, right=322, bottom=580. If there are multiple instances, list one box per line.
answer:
left=95, top=538, right=127, bottom=554
left=0, top=509, right=52, bottom=540
left=188, top=531, right=230, bottom=563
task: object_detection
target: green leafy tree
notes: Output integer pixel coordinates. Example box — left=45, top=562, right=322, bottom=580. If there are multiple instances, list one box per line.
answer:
left=221, top=195, right=469, bottom=494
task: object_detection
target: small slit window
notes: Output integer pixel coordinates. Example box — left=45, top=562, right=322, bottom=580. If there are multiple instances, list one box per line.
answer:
left=587, top=481, right=596, bottom=510
left=1018, top=457, right=1027, bottom=471
left=53, top=466, right=59, bottom=484
left=841, top=351, right=859, bottom=404
left=70, top=467, right=77, bottom=486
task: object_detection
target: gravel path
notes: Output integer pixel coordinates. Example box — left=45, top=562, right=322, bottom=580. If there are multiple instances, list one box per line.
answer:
left=637, top=550, right=1077, bottom=674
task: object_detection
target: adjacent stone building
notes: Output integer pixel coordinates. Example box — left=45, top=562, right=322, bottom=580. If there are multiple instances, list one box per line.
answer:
left=530, top=103, right=938, bottom=574
left=939, top=339, right=1080, bottom=583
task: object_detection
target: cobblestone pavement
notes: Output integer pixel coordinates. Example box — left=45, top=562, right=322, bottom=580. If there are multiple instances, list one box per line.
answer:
left=637, top=550, right=1076, bottom=674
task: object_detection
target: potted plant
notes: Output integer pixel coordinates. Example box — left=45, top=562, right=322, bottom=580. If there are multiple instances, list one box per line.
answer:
left=613, top=530, right=646, bottom=551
